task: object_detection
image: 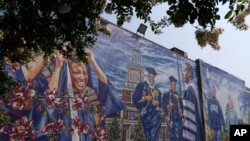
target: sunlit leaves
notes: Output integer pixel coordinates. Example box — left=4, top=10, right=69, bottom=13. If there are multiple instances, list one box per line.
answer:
left=195, top=28, right=224, bottom=50
left=229, top=3, right=250, bottom=30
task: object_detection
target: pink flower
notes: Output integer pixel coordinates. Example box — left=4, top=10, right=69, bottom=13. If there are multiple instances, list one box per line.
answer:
left=78, top=122, right=90, bottom=134
left=11, top=92, right=32, bottom=110
left=57, top=99, right=68, bottom=113
left=45, top=94, right=56, bottom=108
left=71, top=117, right=81, bottom=129
left=81, top=95, right=88, bottom=103
left=56, top=119, right=66, bottom=132
left=94, top=127, right=108, bottom=141
left=11, top=82, right=34, bottom=110
left=72, top=94, right=84, bottom=110
left=8, top=116, right=34, bottom=141
left=42, top=119, right=66, bottom=133
left=98, top=113, right=105, bottom=121
left=44, top=89, right=59, bottom=109
left=68, top=127, right=75, bottom=136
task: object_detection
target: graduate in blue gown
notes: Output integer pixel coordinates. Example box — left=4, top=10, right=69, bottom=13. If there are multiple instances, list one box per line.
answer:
left=30, top=48, right=125, bottom=141
left=181, top=62, right=203, bottom=141
left=163, top=76, right=183, bottom=141
left=1, top=54, right=50, bottom=141
left=132, top=67, right=162, bottom=141
left=3, top=42, right=125, bottom=141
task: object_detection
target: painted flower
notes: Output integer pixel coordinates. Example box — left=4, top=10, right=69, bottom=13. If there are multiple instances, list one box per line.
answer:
left=94, top=127, right=108, bottom=141
left=72, top=94, right=88, bottom=111
left=41, top=119, right=66, bottom=133
left=11, top=92, right=32, bottom=110
left=44, top=89, right=60, bottom=109
left=72, top=97, right=83, bottom=110
left=68, top=127, right=75, bottom=136
left=57, top=99, right=68, bottom=113
left=98, top=113, right=105, bottom=121
left=78, top=122, right=90, bottom=134
left=71, top=117, right=81, bottom=129
left=11, top=82, right=35, bottom=110
left=8, top=116, right=34, bottom=141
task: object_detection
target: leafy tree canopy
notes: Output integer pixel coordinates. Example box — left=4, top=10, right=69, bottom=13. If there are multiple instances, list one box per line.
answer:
left=0, top=0, right=250, bottom=99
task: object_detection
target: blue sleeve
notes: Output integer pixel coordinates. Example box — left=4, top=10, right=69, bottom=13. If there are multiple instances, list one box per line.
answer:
left=162, top=93, right=169, bottom=115
left=98, top=79, right=126, bottom=117
left=132, top=83, right=145, bottom=111
left=5, top=66, right=25, bottom=82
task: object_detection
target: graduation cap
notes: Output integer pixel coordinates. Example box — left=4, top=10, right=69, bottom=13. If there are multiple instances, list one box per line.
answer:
left=146, top=67, right=157, bottom=75
left=169, top=75, right=177, bottom=83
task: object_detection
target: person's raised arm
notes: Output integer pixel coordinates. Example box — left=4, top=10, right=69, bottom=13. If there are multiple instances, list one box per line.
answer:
left=85, top=49, right=107, bottom=84
left=21, top=55, right=44, bottom=81
left=48, top=51, right=66, bottom=90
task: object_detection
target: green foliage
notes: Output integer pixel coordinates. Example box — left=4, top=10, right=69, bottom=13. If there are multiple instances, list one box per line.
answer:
left=107, top=117, right=121, bottom=141
left=107, top=0, right=245, bottom=31
left=134, top=118, right=146, bottom=141
left=0, top=0, right=247, bottom=99
left=0, top=111, right=10, bottom=128
left=0, top=61, right=19, bottom=101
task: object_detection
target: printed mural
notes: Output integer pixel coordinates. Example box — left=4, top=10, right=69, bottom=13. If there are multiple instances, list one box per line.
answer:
left=1, top=22, right=249, bottom=141
left=199, top=60, right=248, bottom=141
left=92, top=24, right=204, bottom=141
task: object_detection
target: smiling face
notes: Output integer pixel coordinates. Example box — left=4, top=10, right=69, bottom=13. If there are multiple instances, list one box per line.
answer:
left=70, top=62, right=88, bottom=92
left=148, top=73, right=155, bottom=85
left=170, top=81, right=176, bottom=92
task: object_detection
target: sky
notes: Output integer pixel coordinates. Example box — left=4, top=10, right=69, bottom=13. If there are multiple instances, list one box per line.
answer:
left=102, top=3, right=250, bottom=88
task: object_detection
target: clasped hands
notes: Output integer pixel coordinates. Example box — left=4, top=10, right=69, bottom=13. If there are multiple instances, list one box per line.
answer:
left=144, top=95, right=159, bottom=106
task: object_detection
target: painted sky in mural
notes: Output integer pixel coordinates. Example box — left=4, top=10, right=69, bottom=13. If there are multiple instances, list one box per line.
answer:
left=91, top=24, right=199, bottom=99
left=200, top=60, right=246, bottom=122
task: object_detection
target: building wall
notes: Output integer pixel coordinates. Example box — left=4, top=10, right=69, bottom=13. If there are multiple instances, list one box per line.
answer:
left=2, top=21, right=250, bottom=141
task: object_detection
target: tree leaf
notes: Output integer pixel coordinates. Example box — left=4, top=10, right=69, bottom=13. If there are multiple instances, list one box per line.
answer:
left=215, top=15, right=220, bottom=20
left=224, top=10, right=232, bottom=19
left=166, top=10, right=173, bottom=16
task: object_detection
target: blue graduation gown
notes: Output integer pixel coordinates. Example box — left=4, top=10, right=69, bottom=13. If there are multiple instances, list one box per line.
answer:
left=182, top=85, right=203, bottom=141
left=132, top=81, right=162, bottom=141
left=162, top=91, right=183, bottom=141
left=29, top=63, right=125, bottom=141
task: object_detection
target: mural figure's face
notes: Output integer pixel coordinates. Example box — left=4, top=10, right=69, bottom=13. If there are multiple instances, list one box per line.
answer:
left=170, top=81, right=176, bottom=92
left=148, top=73, right=155, bottom=85
left=229, top=96, right=234, bottom=108
left=182, top=64, right=190, bottom=82
left=211, top=86, right=216, bottom=99
left=70, top=62, right=88, bottom=92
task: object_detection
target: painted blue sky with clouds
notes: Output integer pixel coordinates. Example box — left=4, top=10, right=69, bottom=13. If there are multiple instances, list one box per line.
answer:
left=102, top=3, right=250, bottom=88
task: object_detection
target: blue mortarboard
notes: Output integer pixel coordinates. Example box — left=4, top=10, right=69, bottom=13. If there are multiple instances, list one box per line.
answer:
left=146, top=67, right=157, bottom=75
left=169, top=75, right=177, bottom=83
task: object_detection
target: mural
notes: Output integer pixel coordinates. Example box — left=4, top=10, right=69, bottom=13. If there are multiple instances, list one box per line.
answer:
left=0, top=44, right=126, bottom=141
left=199, top=60, right=247, bottom=141
left=1, top=22, right=249, bottom=141
left=92, top=24, right=204, bottom=141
